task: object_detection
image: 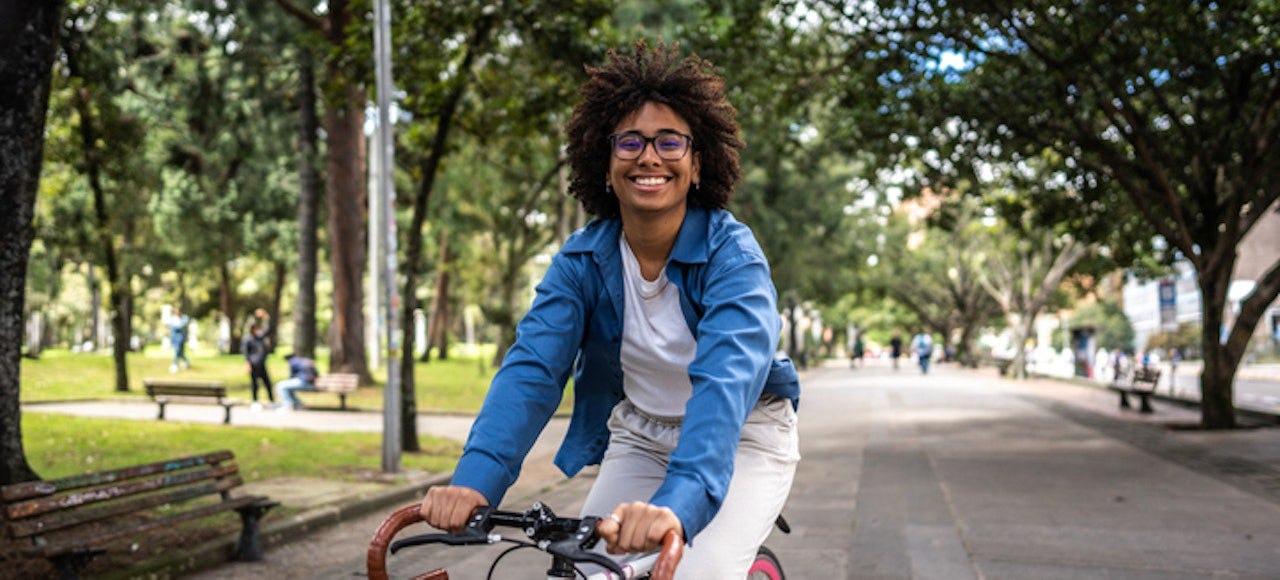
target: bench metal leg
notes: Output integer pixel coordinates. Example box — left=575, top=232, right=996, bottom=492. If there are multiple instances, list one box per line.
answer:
left=157, top=401, right=168, bottom=420
left=51, top=548, right=104, bottom=580
left=1118, top=391, right=1132, bottom=409
left=234, top=501, right=279, bottom=561
left=339, top=394, right=347, bottom=410
left=1138, top=393, right=1154, bottom=413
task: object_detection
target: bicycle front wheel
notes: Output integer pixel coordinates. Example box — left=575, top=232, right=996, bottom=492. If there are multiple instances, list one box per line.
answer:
left=746, top=546, right=784, bottom=580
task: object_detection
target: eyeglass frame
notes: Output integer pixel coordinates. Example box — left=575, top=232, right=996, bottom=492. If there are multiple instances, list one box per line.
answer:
left=607, top=130, right=694, bottom=161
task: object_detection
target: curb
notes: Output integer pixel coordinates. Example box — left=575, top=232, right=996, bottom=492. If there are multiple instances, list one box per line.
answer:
left=112, top=472, right=453, bottom=579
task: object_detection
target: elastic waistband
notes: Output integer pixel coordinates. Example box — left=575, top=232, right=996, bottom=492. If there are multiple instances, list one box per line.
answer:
left=626, top=400, right=684, bottom=426
left=624, top=393, right=785, bottom=427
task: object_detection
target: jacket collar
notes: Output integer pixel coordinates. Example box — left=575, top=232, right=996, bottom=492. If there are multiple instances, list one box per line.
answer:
left=562, top=207, right=711, bottom=265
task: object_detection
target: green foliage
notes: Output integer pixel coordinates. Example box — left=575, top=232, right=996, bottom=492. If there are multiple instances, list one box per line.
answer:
left=1070, top=300, right=1136, bottom=352
left=1145, top=322, right=1203, bottom=359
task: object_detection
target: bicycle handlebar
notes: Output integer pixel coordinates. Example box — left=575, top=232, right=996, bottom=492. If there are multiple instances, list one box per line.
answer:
left=367, top=502, right=683, bottom=580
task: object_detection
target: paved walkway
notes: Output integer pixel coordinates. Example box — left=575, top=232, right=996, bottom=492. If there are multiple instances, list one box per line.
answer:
left=23, top=361, right=1280, bottom=578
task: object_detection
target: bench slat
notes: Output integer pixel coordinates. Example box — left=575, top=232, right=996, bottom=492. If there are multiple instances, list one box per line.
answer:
left=1, top=450, right=275, bottom=577
left=4, top=464, right=237, bottom=521
left=0, top=450, right=234, bottom=502
left=28, top=494, right=273, bottom=559
left=7, top=476, right=241, bottom=539
left=314, top=373, right=359, bottom=393
left=143, top=379, right=226, bottom=390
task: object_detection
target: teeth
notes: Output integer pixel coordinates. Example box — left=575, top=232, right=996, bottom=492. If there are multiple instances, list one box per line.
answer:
left=634, top=177, right=667, bottom=186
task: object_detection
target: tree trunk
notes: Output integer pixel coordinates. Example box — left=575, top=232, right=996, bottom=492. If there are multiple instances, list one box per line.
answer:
left=270, top=260, right=285, bottom=352
left=87, top=263, right=99, bottom=350
left=0, top=0, right=62, bottom=485
left=1008, top=314, right=1035, bottom=380
left=956, top=324, right=978, bottom=368
left=72, top=62, right=127, bottom=391
left=424, top=232, right=452, bottom=362
left=1197, top=272, right=1237, bottom=428
left=219, top=262, right=239, bottom=355
left=110, top=276, right=128, bottom=390
left=293, top=49, right=319, bottom=359
left=324, top=80, right=371, bottom=383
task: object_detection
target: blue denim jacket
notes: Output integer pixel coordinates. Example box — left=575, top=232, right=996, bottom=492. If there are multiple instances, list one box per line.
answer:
left=451, top=207, right=800, bottom=541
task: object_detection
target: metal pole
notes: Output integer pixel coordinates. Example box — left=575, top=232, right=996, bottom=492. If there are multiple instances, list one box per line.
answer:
left=374, top=0, right=401, bottom=473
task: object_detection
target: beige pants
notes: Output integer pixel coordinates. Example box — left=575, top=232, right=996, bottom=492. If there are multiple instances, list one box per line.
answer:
left=580, top=395, right=800, bottom=579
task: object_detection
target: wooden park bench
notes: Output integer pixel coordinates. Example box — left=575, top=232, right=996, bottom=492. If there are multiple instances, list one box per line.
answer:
left=0, top=449, right=277, bottom=579
left=307, top=372, right=360, bottom=410
left=1108, top=366, right=1162, bottom=413
left=144, top=379, right=238, bottom=424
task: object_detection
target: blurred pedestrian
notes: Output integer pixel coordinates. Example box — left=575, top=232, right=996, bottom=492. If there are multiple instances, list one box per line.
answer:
left=890, top=332, right=903, bottom=370
left=912, top=329, right=934, bottom=374
left=275, top=353, right=319, bottom=411
left=849, top=329, right=865, bottom=369
left=168, top=307, right=191, bottom=372
left=243, top=309, right=275, bottom=411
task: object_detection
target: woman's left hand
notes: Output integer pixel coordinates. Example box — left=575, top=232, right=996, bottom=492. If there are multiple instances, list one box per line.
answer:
left=595, top=501, right=683, bottom=555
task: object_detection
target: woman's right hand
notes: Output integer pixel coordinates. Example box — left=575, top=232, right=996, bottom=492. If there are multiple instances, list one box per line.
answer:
left=418, top=485, right=488, bottom=534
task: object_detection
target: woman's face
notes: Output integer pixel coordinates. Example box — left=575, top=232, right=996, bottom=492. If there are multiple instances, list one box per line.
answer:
left=607, top=102, right=700, bottom=222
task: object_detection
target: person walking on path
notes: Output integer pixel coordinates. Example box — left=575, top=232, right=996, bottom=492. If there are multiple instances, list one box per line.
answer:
left=416, top=41, right=801, bottom=578
left=275, top=353, right=319, bottom=411
left=889, top=332, right=903, bottom=370
left=243, top=309, right=275, bottom=411
left=911, top=329, right=934, bottom=374
left=168, top=307, right=191, bottom=372
left=849, top=328, right=865, bottom=369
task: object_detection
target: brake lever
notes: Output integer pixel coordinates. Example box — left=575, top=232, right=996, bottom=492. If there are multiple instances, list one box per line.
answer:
left=543, top=516, right=626, bottom=577
left=390, top=506, right=498, bottom=554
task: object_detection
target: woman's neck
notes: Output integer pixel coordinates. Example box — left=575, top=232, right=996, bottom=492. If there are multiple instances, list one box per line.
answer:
left=621, top=208, right=684, bottom=281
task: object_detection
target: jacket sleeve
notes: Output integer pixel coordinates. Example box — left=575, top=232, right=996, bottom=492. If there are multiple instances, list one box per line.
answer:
left=650, top=244, right=780, bottom=542
left=450, top=253, right=589, bottom=506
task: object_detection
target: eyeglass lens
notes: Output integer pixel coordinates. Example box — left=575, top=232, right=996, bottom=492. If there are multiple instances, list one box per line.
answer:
left=612, top=131, right=690, bottom=160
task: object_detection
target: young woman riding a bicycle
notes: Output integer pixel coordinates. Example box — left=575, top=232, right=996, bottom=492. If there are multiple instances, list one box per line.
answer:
left=417, top=40, right=801, bottom=578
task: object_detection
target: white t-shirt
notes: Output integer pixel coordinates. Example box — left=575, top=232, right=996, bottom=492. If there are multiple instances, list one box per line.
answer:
left=618, top=235, right=695, bottom=418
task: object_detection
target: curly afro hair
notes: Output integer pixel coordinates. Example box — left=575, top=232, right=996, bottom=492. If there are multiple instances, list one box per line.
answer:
left=564, top=40, right=744, bottom=218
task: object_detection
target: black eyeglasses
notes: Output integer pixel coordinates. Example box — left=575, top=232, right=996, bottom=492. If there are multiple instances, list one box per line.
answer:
left=608, top=130, right=693, bottom=161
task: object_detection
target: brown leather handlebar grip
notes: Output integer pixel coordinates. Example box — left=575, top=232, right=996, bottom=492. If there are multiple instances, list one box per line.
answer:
left=366, top=503, right=449, bottom=580
left=649, top=529, right=684, bottom=580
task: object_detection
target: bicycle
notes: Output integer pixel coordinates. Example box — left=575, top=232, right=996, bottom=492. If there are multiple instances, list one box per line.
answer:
left=367, top=501, right=789, bottom=579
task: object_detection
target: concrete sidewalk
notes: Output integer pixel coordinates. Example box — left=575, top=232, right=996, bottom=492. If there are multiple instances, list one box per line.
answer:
left=24, top=362, right=1280, bottom=578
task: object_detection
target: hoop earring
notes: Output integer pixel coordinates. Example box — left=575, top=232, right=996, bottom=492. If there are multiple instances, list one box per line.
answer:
left=605, top=182, right=613, bottom=194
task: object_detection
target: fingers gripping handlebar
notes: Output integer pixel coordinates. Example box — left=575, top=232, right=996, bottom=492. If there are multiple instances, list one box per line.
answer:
left=367, top=503, right=684, bottom=580
left=367, top=504, right=447, bottom=580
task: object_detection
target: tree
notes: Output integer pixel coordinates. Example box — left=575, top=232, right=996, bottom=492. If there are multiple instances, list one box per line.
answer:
left=293, top=47, right=321, bottom=358
left=1, top=0, right=62, bottom=485
left=275, top=0, right=373, bottom=383
left=976, top=209, right=1092, bottom=379
left=55, top=4, right=159, bottom=391
left=826, top=1, right=1280, bottom=427
left=146, top=3, right=299, bottom=356
left=1071, top=300, right=1135, bottom=353
left=390, top=0, right=610, bottom=450
left=875, top=198, right=1003, bottom=368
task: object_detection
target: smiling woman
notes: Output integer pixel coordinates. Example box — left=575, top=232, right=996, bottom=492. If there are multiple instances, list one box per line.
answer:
left=416, top=40, right=801, bottom=579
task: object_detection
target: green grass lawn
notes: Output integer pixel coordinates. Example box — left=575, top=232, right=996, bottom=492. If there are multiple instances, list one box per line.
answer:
left=22, top=412, right=461, bottom=482
left=20, top=345, right=504, bottom=412
left=15, top=345, right=577, bottom=484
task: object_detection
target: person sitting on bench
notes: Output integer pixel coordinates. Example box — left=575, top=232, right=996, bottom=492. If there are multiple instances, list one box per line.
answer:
left=275, top=353, right=319, bottom=411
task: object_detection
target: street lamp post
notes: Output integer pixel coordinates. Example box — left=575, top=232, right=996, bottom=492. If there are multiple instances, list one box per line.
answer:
left=373, top=0, right=400, bottom=473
